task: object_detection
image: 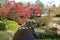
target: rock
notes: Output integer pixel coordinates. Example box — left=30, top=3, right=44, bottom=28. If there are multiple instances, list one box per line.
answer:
left=35, top=32, right=43, bottom=39
left=13, top=28, right=35, bottom=40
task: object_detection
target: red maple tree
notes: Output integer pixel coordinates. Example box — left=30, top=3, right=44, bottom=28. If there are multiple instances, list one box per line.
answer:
left=0, top=1, right=42, bottom=24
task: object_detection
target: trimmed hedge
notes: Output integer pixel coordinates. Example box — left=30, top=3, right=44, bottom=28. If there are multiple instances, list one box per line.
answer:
left=3, top=20, right=19, bottom=31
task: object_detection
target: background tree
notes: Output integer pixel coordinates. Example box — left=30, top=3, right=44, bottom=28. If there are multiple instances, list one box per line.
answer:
left=57, top=5, right=60, bottom=14
left=35, top=0, right=44, bottom=7
left=50, top=4, right=57, bottom=15
left=18, top=2, right=23, bottom=5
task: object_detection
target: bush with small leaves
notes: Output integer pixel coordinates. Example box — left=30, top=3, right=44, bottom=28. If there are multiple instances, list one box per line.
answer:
left=3, top=20, right=19, bottom=31
left=0, top=22, right=6, bottom=31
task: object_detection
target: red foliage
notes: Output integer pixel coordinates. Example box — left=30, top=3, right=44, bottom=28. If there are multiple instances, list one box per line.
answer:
left=29, top=5, right=42, bottom=16
left=0, top=1, right=42, bottom=24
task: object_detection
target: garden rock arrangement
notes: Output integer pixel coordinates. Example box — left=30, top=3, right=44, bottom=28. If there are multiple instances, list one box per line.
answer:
left=0, top=0, right=42, bottom=40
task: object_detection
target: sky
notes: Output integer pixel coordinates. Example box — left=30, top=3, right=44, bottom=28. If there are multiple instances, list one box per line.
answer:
left=14, top=0, right=60, bottom=6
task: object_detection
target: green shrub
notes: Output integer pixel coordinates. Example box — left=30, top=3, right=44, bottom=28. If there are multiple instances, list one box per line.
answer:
left=0, top=22, right=6, bottom=31
left=35, top=32, right=60, bottom=39
left=3, top=20, right=19, bottom=31
left=44, top=32, right=58, bottom=38
left=43, top=30, right=60, bottom=39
